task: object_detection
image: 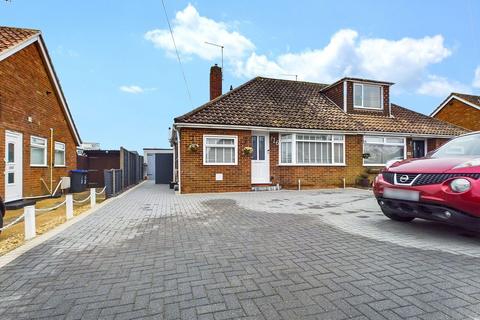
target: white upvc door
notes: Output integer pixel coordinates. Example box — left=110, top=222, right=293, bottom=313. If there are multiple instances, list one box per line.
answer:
left=147, top=154, right=155, bottom=180
left=251, top=132, right=270, bottom=184
left=5, top=131, right=23, bottom=202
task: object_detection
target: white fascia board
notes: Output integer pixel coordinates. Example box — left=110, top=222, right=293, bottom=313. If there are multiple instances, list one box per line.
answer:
left=0, top=33, right=82, bottom=145
left=37, top=36, right=82, bottom=145
left=0, top=34, right=40, bottom=61
left=174, top=122, right=458, bottom=139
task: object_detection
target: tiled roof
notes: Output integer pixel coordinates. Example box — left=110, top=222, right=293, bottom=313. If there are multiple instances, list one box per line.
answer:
left=453, top=92, right=480, bottom=107
left=177, top=77, right=359, bottom=131
left=351, top=104, right=467, bottom=136
left=0, top=26, right=39, bottom=55
left=176, top=77, right=467, bottom=136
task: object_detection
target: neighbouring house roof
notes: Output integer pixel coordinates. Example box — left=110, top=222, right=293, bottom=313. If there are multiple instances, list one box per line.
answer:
left=452, top=93, right=480, bottom=107
left=0, top=26, right=39, bottom=55
left=175, top=77, right=467, bottom=137
left=430, top=92, right=480, bottom=117
left=0, top=26, right=82, bottom=145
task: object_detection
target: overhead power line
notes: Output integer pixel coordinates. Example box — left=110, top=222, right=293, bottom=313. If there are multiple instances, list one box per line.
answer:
left=161, top=0, right=192, bottom=105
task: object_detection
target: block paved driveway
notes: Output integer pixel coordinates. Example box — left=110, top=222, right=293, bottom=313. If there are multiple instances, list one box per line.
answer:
left=1, top=182, right=480, bottom=320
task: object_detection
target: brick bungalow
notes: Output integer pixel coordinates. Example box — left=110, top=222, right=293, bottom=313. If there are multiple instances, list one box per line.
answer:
left=0, top=27, right=81, bottom=202
left=430, top=92, right=480, bottom=131
left=171, top=66, right=467, bottom=194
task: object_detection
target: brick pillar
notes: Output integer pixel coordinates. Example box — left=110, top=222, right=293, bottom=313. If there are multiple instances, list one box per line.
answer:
left=210, top=64, right=222, bottom=100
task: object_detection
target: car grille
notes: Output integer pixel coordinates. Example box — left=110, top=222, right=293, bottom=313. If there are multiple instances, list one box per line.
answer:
left=382, top=172, right=395, bottom=184
left=413, top=173, right=480, bottom=186
left=382, top=172, right=480, bottom=186
left=395, top=173, right=419, bottom=184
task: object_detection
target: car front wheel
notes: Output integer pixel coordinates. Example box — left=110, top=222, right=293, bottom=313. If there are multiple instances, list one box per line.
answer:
left=381, top=208, right=415, bottom=222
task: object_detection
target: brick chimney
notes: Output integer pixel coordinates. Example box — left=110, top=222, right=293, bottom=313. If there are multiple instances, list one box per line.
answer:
left=210, top=64, right=222, bottom=100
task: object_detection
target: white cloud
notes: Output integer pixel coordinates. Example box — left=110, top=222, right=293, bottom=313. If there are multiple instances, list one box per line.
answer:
left=473, top=66, right=480, bottom=88
left=120, top=85, right=156, bottom=94
left=146, top=4, right=468, bottom=96
left=237, top=30, right=452, bottom=89
left=144, top=4, right=254, bottom=62
left=235, top=53, right=285, bottom=78
left=356, top=35, right=451, bottom=85
left=417, top=75, right=471, bottom=97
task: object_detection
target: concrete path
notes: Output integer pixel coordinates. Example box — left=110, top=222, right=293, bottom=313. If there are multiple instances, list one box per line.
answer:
left=1, top=182, right=480, bottom=319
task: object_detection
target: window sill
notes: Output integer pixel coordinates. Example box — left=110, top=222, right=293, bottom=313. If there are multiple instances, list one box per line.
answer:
left=30, top=165, right=48, bottom=168
left=54, top=165, right=67, bottom=168
left=363, top=164, right=388, bottom=167
left=203, top=163, right=238, bottom=166
left=353, top=106, right=383, bottom=111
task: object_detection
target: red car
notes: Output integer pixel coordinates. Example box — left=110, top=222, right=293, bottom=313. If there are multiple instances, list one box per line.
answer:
left=373, top=132, right=480, bottom=231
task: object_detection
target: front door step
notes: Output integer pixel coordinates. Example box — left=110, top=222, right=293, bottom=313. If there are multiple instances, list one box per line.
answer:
left=251, top=184, right=281, bottom=192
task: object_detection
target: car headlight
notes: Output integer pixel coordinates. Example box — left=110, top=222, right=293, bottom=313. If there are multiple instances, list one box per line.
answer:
left=450, top=178, right=471, bottom=193
left=454, top=158, right=480, bottom=169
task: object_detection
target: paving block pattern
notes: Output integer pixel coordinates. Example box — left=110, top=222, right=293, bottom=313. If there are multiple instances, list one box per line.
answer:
left=0, top=183, right=480, bottom=319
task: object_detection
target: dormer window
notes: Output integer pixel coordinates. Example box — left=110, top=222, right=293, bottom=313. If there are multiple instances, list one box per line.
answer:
left=353, top=83, right=383, bottom=110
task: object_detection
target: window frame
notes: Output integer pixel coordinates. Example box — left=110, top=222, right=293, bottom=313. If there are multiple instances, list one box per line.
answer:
left=363, top=135, right=406, bottom=166
left=203, top=135, right=238, bottom=166
left=278, top=133, right=346, bottom=166
left=30, top=135, right=48, bottom=167
left=353, top=83, right=383, bottom=110
left=54, top=141, right=66, bottom=167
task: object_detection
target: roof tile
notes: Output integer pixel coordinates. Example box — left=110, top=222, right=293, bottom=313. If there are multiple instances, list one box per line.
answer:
left=0, top=26, right=39, bottom=55
left=176, top=77, right=468, bottom=137
left=453, top=92, right=480, bottom=107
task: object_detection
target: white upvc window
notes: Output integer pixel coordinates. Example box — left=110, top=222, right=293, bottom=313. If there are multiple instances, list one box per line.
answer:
left=279, top=133, right=345, bottom=166
left=54, top=142, right=66, bottom=167
left=363, top=136, right=406, bottom=166
left=353, top=83, right=383, bottom=110
left=203, top=135, right=238, bottom=165
left=30, top=136, right=47, bottom=166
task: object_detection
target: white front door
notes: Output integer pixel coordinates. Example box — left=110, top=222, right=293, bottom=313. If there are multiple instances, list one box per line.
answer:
left=5, top=131, right=23, bottom=202
left=251, top=132, right=270, bottom=184
left=147, top=154, right=155, bottom=180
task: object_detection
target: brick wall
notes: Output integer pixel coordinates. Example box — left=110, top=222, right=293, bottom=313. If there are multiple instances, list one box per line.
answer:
left=346, top=81, right=390, bottom=117
left=433, top=99, right=480, bottom=131
left=323, top=81, right=344, bottom=109
left=0, top=42, right=78, bottom=198
left=179, top=128, right=251, bottom=193
left=178, top=128, right=453, bottom=193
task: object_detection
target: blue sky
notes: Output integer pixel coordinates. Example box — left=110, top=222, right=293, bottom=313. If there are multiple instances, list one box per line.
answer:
left=2, top=0, right=479, bottom=152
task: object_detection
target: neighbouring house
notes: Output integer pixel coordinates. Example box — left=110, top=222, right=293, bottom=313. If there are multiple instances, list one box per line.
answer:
left=143, top=148, right=174, bottom=183
left=170, top=65, right=468, bottom=194
left=430, top=92, right=480, bottom=131
left=0, top=26, right=81, bottom=203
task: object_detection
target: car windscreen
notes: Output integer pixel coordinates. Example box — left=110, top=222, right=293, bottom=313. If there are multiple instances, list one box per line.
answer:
left=432, top=134, right=480, bottom=158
